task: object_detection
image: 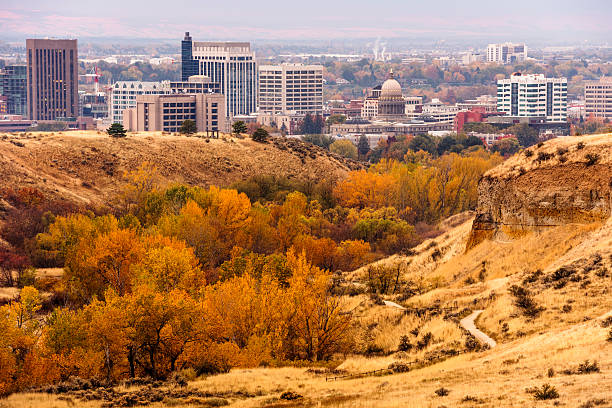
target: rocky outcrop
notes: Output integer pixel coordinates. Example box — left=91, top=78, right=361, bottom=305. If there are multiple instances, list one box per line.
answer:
left=467, top=134, right=612, bottom=249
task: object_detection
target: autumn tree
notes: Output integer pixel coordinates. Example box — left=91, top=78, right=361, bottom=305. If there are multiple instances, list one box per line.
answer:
left=0, top=287, right=53, bottom=396
left=284, top=251, right=352, bottom=361
left=0, top=250, right=30, bottom=287
left=85, top=229, right=144, bottom=296
left=134, top=235, right=204, bottom=293
left=490, top=137, right=520, bottom=156
left=329, top=139, right=358, bottom=160
left=334, top=169, right=396, bottom=209
left=120, top=161, right=161, bottom=215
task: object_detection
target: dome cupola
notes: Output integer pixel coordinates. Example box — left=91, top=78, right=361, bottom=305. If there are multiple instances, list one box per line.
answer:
left=380, top=69, right=402, bottom=98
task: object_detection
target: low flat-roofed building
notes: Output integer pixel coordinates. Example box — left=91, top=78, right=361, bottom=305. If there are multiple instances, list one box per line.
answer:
left=0, top=114, right=33, bottom=132
left=123, top=93, right=226, bottom=133
left=330, top=119, right=452, bottom=136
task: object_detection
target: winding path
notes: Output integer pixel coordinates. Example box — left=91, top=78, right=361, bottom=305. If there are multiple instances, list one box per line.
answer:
left=460, top=310, right=497, bottom=348
left=383, top=300, right=407, bottom=310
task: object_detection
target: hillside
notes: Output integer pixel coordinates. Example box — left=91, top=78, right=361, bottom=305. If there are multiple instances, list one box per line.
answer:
left=2, top=134, right=612, bottom=408
left=0, top=131, right=362, bottom=207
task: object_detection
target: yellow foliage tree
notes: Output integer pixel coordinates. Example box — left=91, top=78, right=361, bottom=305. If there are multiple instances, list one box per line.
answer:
left=284, top=251, right=352, bottom=361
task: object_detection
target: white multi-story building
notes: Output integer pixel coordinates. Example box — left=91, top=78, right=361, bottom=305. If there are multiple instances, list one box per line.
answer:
left=181, top=33, right=256, bottom=118
left=361, top=98, right=379, bottom=119
left=405, top=96, right=423, bottom=115
left=110, top=81, right=168, bottom=124
left=456, top=95, right=498, bottom=113
left=487, top=43, right=527, bottom=64
left=497, top=73, right=567, bottom=122
left=462, top=52, right=484, bottom=65
left=258, top=64, right=323, bottom=115
left=585, top=77, right=612, bottom=119
left=419, top=98, right=461, bottom=124
left=110, top=77, right=220, bottom=124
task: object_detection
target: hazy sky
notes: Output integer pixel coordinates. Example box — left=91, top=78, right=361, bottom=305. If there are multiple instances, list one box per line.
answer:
left=1, top=0, right=611, bottom=43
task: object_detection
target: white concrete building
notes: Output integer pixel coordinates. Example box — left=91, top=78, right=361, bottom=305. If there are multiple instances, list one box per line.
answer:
left=110, top=81, right=168, bottom=124
left=405, top=96, right=423, bottom=115
left=361, top=98, right=379, bottom=119
left=487, top=43, right=527, bottom=64
left=462, top=52, right=484, bottom=65
left=456, top=95, right=498, bottom=113
left=110, top=77, right=220, bottom=124
left=497, top=73, right=567, bottom=122
left=418, top=98, right=461, bottom=124
left=258, top=63, right=323, bottom=115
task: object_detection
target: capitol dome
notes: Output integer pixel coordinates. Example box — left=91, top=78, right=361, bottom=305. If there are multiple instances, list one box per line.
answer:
left=380, top=70, right=402, bottom=98
left=376, top=70, right=406, bottom=120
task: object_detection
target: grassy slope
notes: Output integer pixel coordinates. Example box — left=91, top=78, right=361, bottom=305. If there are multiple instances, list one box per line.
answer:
left=0, top=131, right=360, bottom=207
left=7, top=215, right=610, bottom=408
left=3, top=135, right=612, bottom=407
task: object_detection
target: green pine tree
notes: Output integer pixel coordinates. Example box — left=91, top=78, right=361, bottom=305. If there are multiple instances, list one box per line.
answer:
left=180, top=119, right=197, bottom=135
left=107, top=123, right=127, bottom=138
left=357, top=135, right=370, bottom=159
left=252, top=127, right=269, bottom=142
left=232, top=120, right=248, bottom=135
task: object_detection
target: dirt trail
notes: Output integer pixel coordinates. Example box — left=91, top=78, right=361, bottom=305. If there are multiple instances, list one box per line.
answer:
left=383, top=300, right=407, bottom=310
left=460, top=310, right=497, bottom=348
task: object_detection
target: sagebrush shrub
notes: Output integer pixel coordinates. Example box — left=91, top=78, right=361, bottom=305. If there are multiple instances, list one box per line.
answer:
left=577, top=360, right=600, bottom=374
left=397, top=335, right=413, bottom=352
left=508, top=285, right=544, bottom=318
left=527, top=383, right=559, bottom=400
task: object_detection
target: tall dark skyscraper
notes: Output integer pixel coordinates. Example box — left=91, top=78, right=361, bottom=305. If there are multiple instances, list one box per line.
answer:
left=181, top=32, right=198, bottom=81
left=0, top=65, right=27, bottom=116
left=180, top=33, right=257, bottom=118
left=26, top=39, right=79, bottom=120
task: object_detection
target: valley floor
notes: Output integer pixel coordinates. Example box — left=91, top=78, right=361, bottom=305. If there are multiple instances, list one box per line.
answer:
left=3, top=214, right=612, bottom=408
left=3, top=310, right=611, bottom=407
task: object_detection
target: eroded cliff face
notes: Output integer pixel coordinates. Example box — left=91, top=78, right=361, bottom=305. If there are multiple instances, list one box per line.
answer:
left=467, top=134, right=612, bottom=249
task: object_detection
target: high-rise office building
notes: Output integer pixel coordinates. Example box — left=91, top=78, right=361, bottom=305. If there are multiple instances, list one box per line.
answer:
left=181, top=32, right=199, bottom=81
left=0, top=65, right=27, bottom=116
left=258, top=64, right=323, bottom=115
left=487, top=43, right=527, bottom=64
left=585, top=77, right=612, bottom=119
left=497, top=73, right=567, bottom=122
left=26, top=39, right=79, bottom=120
left=181, top=34, right=256, bottom=118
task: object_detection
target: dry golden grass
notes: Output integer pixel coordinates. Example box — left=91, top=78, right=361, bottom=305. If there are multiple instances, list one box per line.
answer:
left=36, top=268, right=64, bottom=280
left=432, top=222, right=602, bottom=285
left=486, top=132, right=612, bottom=178
left=0, top=131, right=359, bottom=207
left=348, top=212, right=474, bottom=283
left=0, top=393, right=101, bottom=408
left=0, top=286, right=19, bottom=302
left=195, top=311, right=611, bottom=408
left=342, top=214, right=611, bottom=378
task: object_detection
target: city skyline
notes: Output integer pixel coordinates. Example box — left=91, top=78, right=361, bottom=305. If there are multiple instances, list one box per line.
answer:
left=1, top=0, right=611, bottom=43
